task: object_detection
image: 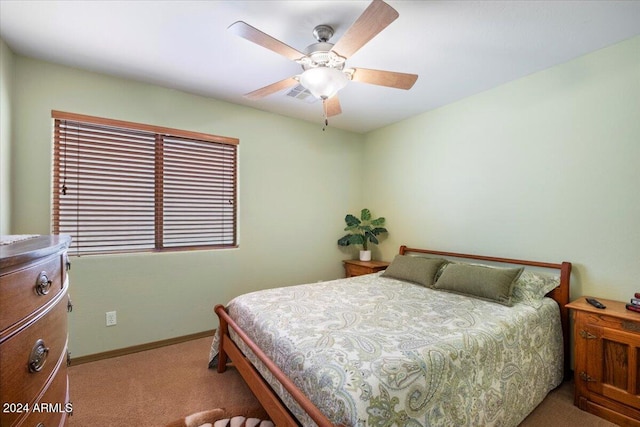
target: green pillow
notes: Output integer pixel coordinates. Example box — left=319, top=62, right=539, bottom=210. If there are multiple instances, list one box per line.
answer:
left=381, top=255, right=447, bottom=287
left=434, top=263, right=524, bottom=306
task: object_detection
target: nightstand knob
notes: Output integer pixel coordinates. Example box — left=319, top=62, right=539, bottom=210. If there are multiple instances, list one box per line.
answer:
left=579, top=330, right=597, bottom=339
left=579, top=371, right=596, bottom=382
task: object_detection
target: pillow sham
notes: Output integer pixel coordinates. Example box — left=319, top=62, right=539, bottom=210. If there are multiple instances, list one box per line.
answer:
left=433, top=263, right=524, bottom=306
left=381, top=255, right=447, bottom=287
left=511, top=270, right=560, bottom=308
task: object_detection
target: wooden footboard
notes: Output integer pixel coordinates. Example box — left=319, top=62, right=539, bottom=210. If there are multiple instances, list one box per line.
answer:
left=215, top=304, right=339, bottom=427
left=215, top=246, right=572, bottom=425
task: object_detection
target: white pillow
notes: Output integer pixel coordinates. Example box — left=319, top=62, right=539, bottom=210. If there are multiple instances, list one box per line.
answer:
left=511, top=270, right=560, bottom=308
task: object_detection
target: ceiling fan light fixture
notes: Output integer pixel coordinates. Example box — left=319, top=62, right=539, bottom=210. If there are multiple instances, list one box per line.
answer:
left=229, top=0, right=417, bottom=126
left=299, top=67, right=349, bottom=100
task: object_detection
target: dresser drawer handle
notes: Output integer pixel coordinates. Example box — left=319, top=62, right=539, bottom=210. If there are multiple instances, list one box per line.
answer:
left=36, top=423, right=45, bottom=427
left=28, top=339, right=50, bottom=373
left=35, top=271, right=53, bottom=296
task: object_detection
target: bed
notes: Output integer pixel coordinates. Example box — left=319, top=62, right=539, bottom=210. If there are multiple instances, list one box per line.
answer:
left=210, top=246, right=572, bottom=426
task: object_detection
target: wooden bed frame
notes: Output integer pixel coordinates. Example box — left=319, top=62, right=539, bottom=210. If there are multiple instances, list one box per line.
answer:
left=214, top=246, right=572, bottom=427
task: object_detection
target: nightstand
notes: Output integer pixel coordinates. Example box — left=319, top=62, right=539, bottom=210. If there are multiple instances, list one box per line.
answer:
left=566, top=297, right=640, bottom=426
left=343, top=259, right=389, bottom=278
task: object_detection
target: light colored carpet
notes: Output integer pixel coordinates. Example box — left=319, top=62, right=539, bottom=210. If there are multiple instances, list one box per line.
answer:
left=68, top=337, right=260, bottom=427
left=520, top=379, right=617, bottom=427
left=68, top=336, right=618, bottom=426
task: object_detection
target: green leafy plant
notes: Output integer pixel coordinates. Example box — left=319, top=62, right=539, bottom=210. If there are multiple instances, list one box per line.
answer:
left=337, top=208, right=388, bottom=251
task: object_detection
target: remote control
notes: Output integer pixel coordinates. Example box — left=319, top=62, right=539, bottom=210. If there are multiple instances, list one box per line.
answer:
left=586, top=298, right=606, bottom=309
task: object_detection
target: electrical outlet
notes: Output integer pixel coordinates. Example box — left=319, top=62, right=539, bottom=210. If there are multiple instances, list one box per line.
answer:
left=106, top=311, right=117, bottom=326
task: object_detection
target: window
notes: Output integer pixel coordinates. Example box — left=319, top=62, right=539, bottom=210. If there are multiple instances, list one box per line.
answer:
left=52, top=111, right=238, bottom=256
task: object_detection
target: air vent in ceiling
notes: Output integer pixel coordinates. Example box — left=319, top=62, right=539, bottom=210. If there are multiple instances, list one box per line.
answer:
left=286, top=85, right=317, bottom=104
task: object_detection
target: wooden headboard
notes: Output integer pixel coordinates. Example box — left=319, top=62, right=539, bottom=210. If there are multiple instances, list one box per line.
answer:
left=399, top=245, right=572, bottom=377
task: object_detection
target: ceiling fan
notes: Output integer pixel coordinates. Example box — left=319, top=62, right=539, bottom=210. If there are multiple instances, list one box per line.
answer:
left=228, top=0, right=418, bottom=128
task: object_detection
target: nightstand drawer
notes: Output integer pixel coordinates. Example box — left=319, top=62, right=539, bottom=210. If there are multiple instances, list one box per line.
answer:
left=343, top=260, right=389, bottom=278
left=347, top=264, right=374, bottom=276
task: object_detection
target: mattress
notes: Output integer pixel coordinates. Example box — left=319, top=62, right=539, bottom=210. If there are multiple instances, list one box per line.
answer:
left=210, top=272, right=563, bottom=426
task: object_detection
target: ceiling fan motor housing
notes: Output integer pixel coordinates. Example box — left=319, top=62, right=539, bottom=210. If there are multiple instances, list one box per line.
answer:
left=298, top=25, right=347, bottom=71
left=301, top=42, right=345, bottom=71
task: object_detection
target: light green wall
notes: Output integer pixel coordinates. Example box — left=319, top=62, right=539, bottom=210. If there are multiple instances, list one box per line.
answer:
left=11, top=56, right=365, bottom=357
left=0, top=39, right=14, bottom=234
left=7, top=35, right=640, bottom=357
left=364, top=36, right=640, bottom=302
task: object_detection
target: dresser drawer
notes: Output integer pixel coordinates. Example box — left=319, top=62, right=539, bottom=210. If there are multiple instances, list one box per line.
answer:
left=15, top=357, right=71, bottom=427
left=0, top=292, right=68, bottom=413
left=0, top=253, right=66, bottom=331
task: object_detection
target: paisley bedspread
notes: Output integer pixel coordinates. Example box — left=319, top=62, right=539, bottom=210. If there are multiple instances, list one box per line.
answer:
left=209, top=272, right=563, bottom=427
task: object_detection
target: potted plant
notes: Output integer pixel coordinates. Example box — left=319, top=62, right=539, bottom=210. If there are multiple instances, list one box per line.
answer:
left=337, top=208, right=388, bottom=261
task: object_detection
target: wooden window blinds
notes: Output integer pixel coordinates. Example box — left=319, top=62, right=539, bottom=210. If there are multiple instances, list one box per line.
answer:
left=52, top=111, right=238, bottom=256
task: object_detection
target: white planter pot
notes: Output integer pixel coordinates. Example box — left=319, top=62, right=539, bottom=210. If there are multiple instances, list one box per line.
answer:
left=359, top=250, right=372, bottom=262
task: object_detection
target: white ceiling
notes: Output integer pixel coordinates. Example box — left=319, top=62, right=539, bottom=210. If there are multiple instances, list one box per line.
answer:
left=1, top=1, right=639, bottom=134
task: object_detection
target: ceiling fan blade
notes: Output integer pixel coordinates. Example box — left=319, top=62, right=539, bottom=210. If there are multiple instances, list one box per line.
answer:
left=228, top=21, right=305, bottom=61
left=351, top=68, right=418, bottom=90
left=244, top=77, right=299, bottom=100
left=330, top=0, right=399, bottom=59
left=325, top=95, right=342, bottom=117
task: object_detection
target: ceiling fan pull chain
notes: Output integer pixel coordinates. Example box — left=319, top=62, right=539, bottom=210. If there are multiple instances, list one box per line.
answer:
left=322, top=97, right=328, bottom=131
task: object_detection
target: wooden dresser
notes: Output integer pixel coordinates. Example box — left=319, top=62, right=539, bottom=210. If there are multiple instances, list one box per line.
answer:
left=566, top=297, right=640, bottom=427
left=0, top=235, right=72, bottom=427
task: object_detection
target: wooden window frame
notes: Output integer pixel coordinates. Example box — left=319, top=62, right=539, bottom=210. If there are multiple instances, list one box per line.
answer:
left=51, top=110, right=238, bottom=256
